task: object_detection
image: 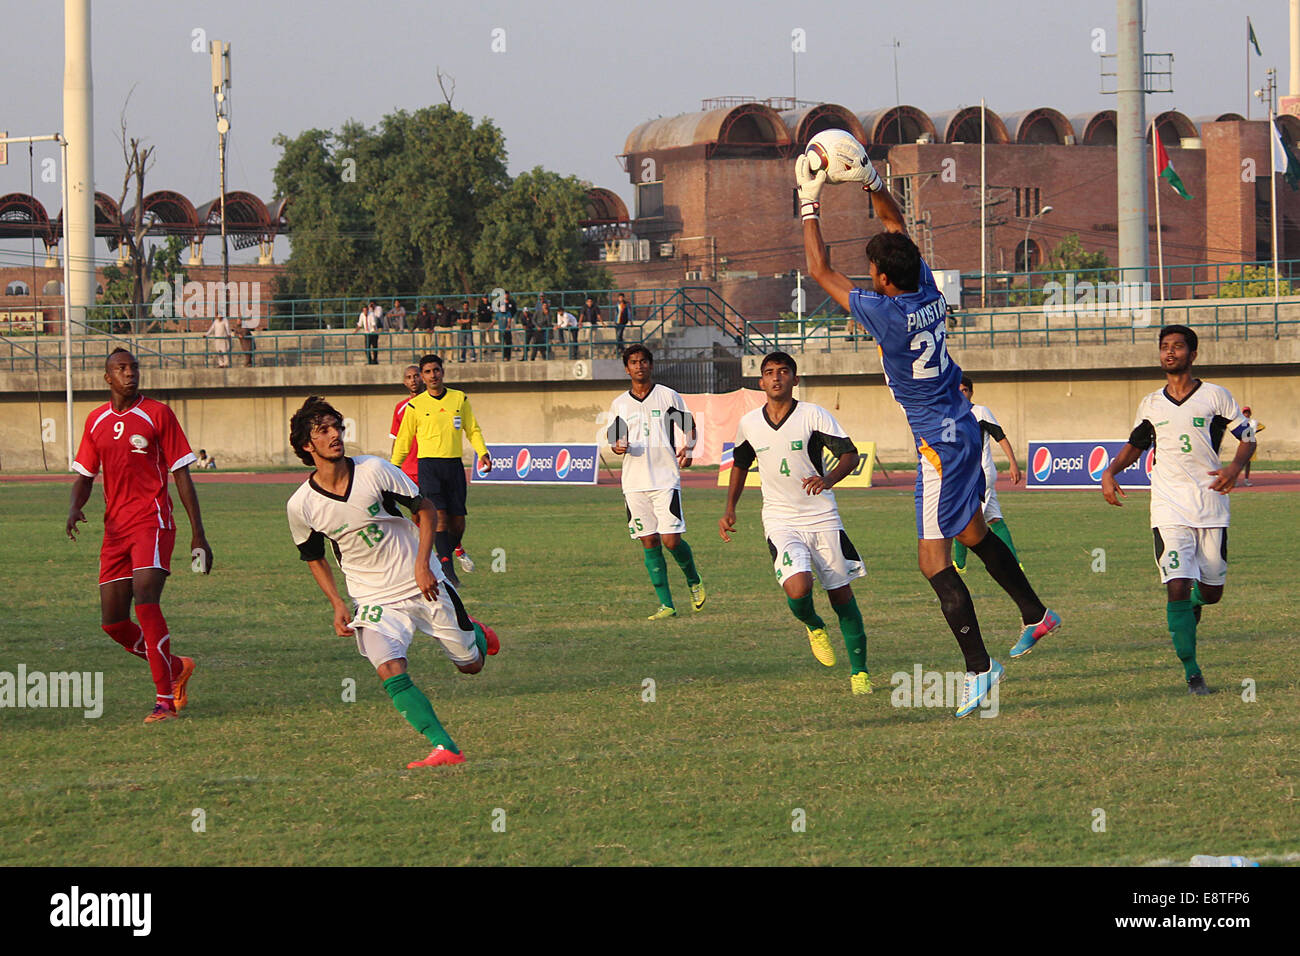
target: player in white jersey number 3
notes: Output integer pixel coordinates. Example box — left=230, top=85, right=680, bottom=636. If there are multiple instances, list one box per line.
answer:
left=286, top=396, right=499, bottom=769
left=1101, top=325, right=1255, bottom=696
left=607, top=345, right=706, bottom=620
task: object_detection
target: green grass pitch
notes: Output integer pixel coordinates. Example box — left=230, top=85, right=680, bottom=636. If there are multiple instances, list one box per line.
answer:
left=1, top=479, right=1295, bottom=866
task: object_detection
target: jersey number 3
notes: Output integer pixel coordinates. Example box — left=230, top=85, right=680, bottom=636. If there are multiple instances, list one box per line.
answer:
left=910, top=328, right=950, bottom=380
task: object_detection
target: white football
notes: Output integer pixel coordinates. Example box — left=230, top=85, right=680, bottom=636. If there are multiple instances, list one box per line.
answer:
left=805, top=128, right=868, bottom=184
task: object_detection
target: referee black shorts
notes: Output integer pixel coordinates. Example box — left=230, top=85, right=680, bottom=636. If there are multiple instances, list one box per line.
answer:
left=417, top=457, right=469, bottom=516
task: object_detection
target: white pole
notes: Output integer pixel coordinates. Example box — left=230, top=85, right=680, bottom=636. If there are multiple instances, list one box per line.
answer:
left=63, top=0, right=94, bottom=336
left=61, top=136, right=74, bottom=470
left=980, top=98, right=987, bottom=308
left=796, top=270, right=803, bottom=323
left=1152, top=133, right=1165, bottom=301
left=1271, top=105, right=1281, bottom=300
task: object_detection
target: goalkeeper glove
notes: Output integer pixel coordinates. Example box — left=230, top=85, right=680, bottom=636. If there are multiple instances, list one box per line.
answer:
left=842, top=156, right=885, bottom=193
left=795, top=154, right=827, bottom=220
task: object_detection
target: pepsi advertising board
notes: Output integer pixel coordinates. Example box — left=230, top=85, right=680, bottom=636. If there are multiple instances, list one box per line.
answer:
left=1027, top=440, right=1155, bottom=489
left=472, top=443, right=598, bottom=485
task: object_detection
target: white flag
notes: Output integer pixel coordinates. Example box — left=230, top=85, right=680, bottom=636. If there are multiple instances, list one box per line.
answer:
left=1272, top=119, right=1289, bottom=174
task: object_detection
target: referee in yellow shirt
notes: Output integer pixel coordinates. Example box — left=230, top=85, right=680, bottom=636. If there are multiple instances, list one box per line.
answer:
left=391, top=354, right=492, bottom=586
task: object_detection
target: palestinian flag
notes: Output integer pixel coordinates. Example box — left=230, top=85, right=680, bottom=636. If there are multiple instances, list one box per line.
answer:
left=1154, top=135, right=1193, bottom=200
left=1272, top=119, right=1300, bottom=191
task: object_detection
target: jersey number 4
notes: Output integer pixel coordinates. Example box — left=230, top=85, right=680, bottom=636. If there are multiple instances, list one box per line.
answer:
left=910, top=328, right=950, bottom=380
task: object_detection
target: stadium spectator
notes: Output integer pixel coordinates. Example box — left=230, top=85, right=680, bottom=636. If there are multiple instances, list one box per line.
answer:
left=196, top=449, right=218, bottom=470
left=388, top=299, right=408, bottom=332
left=207, top=313, right=232, bottom=368
left=581, top=295, right=602, bottom=354
left=477, top=295, right=495, bottom=359
left=499, top=292, right=517, bottom=361
left=66, top=348, right=211, bottom=724
left=555, top=305, right=578, bottom=358
left=457, top=300, right=474, bottom=362
left=435, top=301, right=455, bottom=354
left=1241, top=406, right=1265, bottom=485
left=615, top=292, right=633, bottom=352
left=414, top=303, right=434, bottom=352
left=532, top=301, right=552, bottom=359
left=356, top=301, right=382, bottom=365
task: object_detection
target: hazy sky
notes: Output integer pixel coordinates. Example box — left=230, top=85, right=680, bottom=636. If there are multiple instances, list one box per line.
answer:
left=0, top=0, right=1288, bottom=267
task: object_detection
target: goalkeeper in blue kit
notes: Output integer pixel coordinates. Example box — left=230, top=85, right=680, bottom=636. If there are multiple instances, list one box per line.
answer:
left=796, top=147, right=1061, bottom=718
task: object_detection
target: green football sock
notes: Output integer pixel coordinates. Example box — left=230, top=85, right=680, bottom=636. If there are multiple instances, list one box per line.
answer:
left=643, top=545, right=674, bottom=608
left=990, top=518, right=1020, bottom=563
left=1190, top=581, right=1205, bottom=607
left=383, top=673, right=459, bottom=753
left=1166, top=599, right=1200, bottom=681
left=831, top=597, right=868, bottom=675
left=786, top=593, right=826, bottom=630
left=472, top=621, right=487, bottom=661
left=666, top=539, right=701, bottom=587
left=953, top=540, right=968, bottom=571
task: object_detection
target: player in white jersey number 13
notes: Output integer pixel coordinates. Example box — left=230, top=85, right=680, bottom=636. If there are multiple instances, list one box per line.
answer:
left=1101, top=325, right=1255, bottom=696
left=286, top=396, right=499, bottom=769
left=607, top=345, right=705, bottom=620
left=719, top=352, right=873, bottom=696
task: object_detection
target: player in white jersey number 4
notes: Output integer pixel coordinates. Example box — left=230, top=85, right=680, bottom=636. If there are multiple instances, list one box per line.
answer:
left=287, top=396, right=499, bottom=769
left=607, top=345, right=705, bottom=619
left=719, top=352, right=873, bottom=696
left=1101, top=326, right=1255, bottom=696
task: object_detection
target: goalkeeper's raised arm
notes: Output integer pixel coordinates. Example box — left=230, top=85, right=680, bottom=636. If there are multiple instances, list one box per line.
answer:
left=798, top=153, right=907, bottom=311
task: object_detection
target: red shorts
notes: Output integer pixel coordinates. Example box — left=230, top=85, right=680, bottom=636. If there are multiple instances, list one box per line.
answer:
left=99, top=526, right=176, bottom=585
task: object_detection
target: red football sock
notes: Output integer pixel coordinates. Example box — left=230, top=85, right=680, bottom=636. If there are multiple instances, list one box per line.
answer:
left=103, top=620, right=148, bottom=661
left=134, top=603, right=178, bottom=704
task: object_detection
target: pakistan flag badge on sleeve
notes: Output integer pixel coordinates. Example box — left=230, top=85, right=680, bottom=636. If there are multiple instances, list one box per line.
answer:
left=790, top=440, right=803, bottom=450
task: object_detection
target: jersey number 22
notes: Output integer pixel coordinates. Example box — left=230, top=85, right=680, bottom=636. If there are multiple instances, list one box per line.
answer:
left=910, top=328, right=950, bottom=380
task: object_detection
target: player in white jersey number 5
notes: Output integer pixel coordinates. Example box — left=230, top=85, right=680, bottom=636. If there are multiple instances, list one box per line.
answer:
left=1100, top=325, right=1255, bottom=696
left=287, top=396, right=499, bottom=769
left=607, top=345, right=706, bottom=620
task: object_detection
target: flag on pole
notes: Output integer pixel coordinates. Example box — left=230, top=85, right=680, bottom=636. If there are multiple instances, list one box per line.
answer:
left=1272, top=119, right=1300, bottom=191
left=1248, top=18, right=1262, bottom=56
left=1154, top=135, right=1193, bottom=199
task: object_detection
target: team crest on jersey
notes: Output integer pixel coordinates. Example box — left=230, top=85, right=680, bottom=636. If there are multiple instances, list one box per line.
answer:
left=1193, top=417, right=1205, bottom=427
left=129, top=434, right=149, bottom=454
left=652, top=409, right=661, bottom=417
left=790, top=440, right=803, bottom=450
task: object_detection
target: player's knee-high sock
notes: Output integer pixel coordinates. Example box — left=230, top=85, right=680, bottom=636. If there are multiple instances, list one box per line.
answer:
left=1166, top=599, right=1200, bottom=680
left=471, top=621, right=487, bottom=661
left=102, top=620, right=148, bottom=661
left=643, top=546, right=673, bottom=607
left=383, top=673, right=459, bottom=753
left=786, top=594, right=826, bottom=630
left=927, top=568, right=990, bottom=673
left=133, top=603, right=176, bottom=705
left=434, top=530, right=454, bottom=577
left=953, top=540, right=968, bottom=571
left=970, top=532, right=1046, bottom=625
left=666, top=539, right=701, bottom=587
left=1190, top=581, right=1205, bottom=606
left=831, top=598, right=868, bottom=674
left=989, top=519, right=1020, bottom=563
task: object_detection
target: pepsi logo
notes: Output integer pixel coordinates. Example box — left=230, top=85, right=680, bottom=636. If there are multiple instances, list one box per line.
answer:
left=1031, top=446, right=1052, bottom=482
left=1087, top=445, right=1110, bottom=482
left=555, top=448, right=571, bottom=479
left=1143, top=447, right=1155, bottom=477
left=474, top=456, right=490, bottom=478
left=515, top=448, right=531, bottom=478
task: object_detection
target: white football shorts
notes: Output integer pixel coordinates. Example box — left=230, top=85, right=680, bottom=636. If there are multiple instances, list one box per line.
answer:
left=767, top=526, right=866, bottom=591
left=1153, top=525, right=1228, bottom=586
left=349, top=586, right=481, bottom=669
left=982, top=487, right=1003, bottom=522
left=625, top=487, right=686, bottom=538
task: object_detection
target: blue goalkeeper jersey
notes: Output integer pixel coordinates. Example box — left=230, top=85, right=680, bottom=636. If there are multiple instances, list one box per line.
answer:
left=848, top=259, right=965, bottom=444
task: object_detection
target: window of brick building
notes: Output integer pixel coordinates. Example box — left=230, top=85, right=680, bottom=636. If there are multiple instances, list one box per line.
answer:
left=636, top=181, right=664, bottom=219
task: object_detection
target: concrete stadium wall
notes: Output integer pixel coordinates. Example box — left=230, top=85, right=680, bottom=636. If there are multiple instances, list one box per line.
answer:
left=1, top=343, right=1295, bottom=472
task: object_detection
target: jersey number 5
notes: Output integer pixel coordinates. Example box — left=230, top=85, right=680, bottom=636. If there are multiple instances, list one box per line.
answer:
left=910, top=328, right=950, bottom=380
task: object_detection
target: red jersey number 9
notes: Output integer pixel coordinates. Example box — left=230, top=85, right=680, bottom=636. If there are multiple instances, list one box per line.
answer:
left=113, top=421, right=125, bottom=440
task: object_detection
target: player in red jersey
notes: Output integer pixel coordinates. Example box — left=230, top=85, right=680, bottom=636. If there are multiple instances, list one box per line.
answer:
left=389, top=364, right=422, bottom=485
left=66, top=348, right=214, bottom=723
